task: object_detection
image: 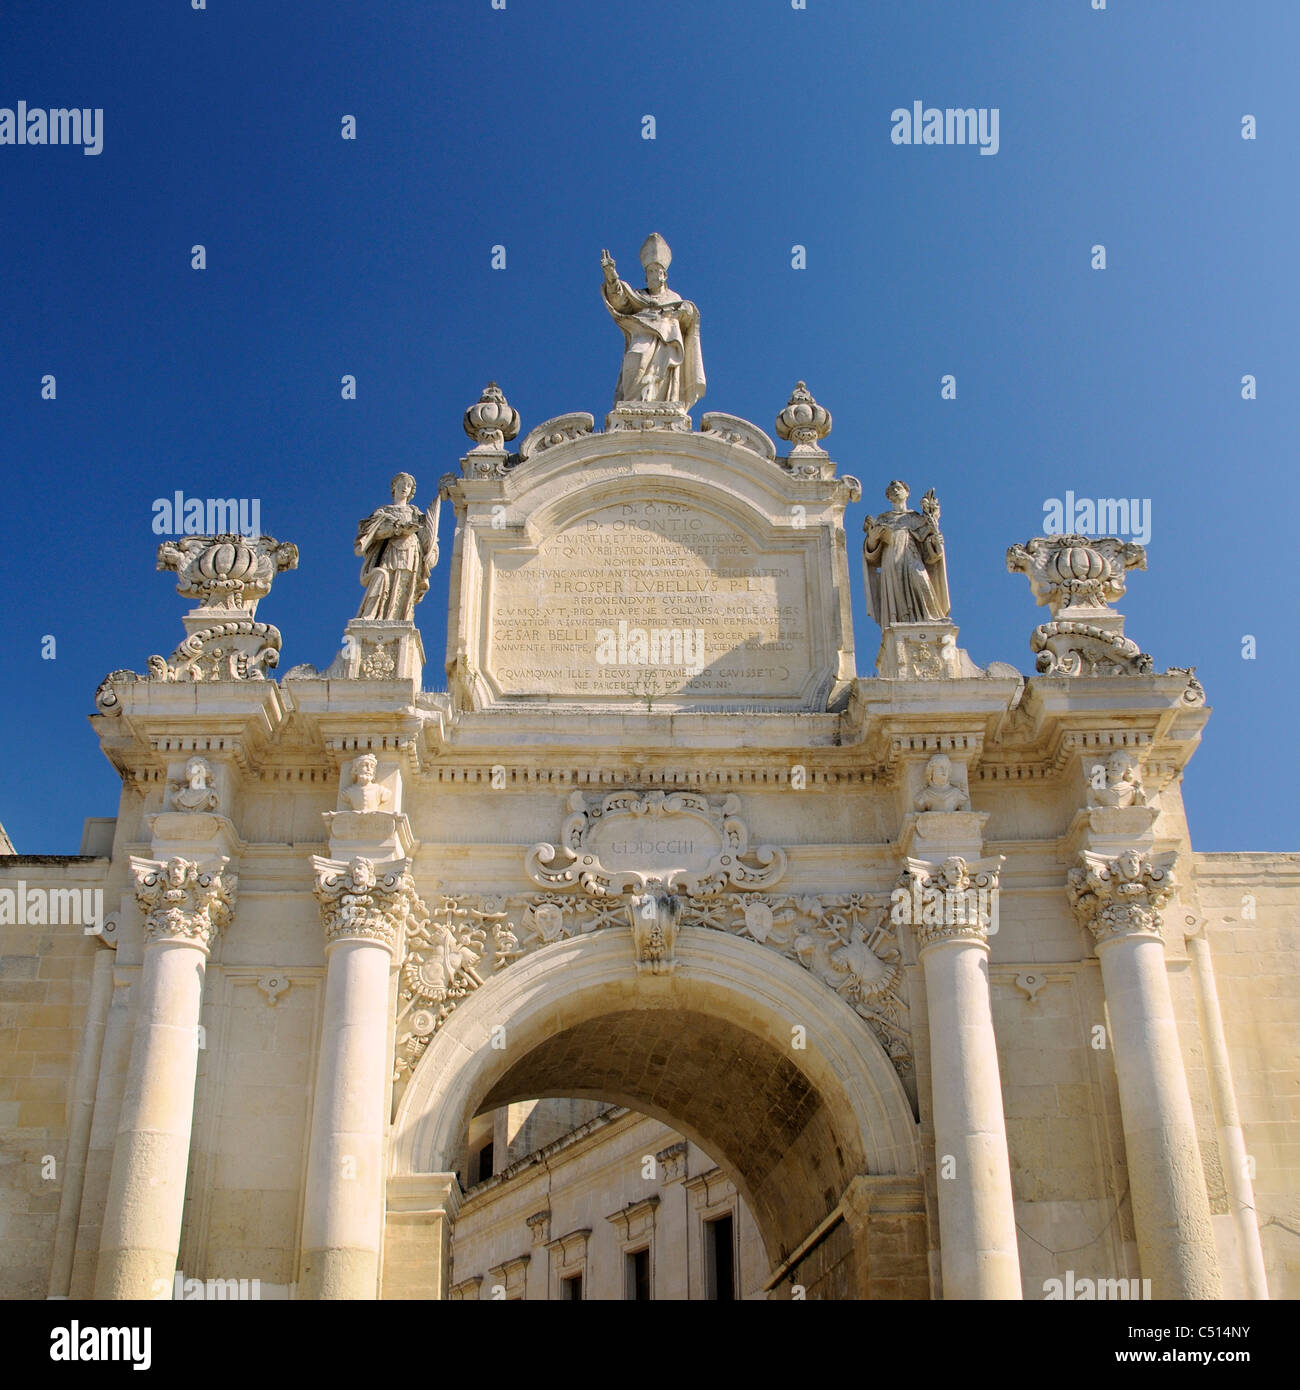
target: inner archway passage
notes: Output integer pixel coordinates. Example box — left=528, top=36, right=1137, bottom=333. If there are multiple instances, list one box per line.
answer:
left=388, top=929, right=925, bottom=1297
left=482, top=1008, right=846, bottom=1245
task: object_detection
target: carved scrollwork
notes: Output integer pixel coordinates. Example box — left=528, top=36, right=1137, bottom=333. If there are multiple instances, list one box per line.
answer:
left=525, top=789, right=787, bottom=897
left=148, top=621, right=283, bottom=682
left=388, top=884, right=913, bottom=1091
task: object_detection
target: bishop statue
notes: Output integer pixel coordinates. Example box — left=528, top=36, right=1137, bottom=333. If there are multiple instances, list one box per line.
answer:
left=600, top=233, right=705, bottom=408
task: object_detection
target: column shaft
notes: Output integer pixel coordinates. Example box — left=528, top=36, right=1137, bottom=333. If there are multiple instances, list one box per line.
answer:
left=1098, top=935, right=1222, bottom=1298
left=922, top=938, right=1022, bottom=1299
left=94, top=941, right=208, bottom=1298
left=299, top=940, right=393, bottom=1298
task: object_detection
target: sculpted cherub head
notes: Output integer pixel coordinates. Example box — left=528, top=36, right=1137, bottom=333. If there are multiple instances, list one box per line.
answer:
left=1115, top=849, right=1144, bottom=882
left=937, top=856, right=968, bottom=892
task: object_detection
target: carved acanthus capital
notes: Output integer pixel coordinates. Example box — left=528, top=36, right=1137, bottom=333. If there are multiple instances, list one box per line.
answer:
left=312, top=855, right=426, bottom=954
left=131, top=855, right=237, bottom=952
left=1068, top=849, right=1176, bottom=948
left=895, top=855, right=1002, bottom=951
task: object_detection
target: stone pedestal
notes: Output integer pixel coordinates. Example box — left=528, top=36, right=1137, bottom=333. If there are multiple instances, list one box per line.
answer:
left=95, top=856, right=236, bottom=1298
left=877, top=621, right=984, bottom=680
left=1068, top=834, right=1222, bottom=1299
left=301, top=845, right=424, bottom=1299
left=337, top=619, right=425, bottom=683
left=898, top=810, right=987, bottom=862
left=605, top=400, right=691, bottom=433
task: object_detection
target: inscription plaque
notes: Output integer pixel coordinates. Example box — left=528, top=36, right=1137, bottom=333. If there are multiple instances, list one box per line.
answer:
left=486, top=500, right=811, bottom=700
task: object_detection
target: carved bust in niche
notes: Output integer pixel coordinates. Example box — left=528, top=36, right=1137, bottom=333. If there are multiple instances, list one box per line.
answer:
left=914, top=753, right=970, bottom=813
left=171, top=756, right=220, bottom=813
left=341, top=754, right=393, bottom=813
left=1087, top=752, right=1145, bottom=810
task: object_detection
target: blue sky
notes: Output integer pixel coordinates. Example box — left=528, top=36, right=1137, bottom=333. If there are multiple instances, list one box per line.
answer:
left=1, top=1, right=1296, bottom=852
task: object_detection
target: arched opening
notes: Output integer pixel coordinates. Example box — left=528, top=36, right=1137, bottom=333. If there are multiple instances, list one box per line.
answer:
left=388, top=929, right=928, bottom=1299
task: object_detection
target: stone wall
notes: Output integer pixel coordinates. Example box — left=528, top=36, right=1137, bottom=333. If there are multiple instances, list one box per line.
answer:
left=0, top=855, right=107, bottom=1299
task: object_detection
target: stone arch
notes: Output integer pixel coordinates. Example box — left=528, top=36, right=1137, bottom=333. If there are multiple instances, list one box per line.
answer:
left=389, top=928, right=925, bottom=1297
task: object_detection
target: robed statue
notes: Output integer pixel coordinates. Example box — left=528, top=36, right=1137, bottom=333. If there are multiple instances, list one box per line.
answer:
left=862, top=481, right=950, bottom=627
left=600, top=233, right=705, bottom=408
left=354, top=472, right=439, bottom=622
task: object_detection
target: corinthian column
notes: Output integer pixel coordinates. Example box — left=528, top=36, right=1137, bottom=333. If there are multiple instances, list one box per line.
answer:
left=901, top=853, right=1022, bottom=1299
left=95, top=857, right=236, bottom=1299
left=300, top=855, right=424, bottom=1299
left=1068, top=851, right=1222, bottom=1299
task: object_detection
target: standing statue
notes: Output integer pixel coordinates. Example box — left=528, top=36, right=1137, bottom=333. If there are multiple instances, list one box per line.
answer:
left=354, top=472, right=440, bottom=622
left=601, top=234, right=705, bottom=408
left=863, top=481, right=950, bottom=627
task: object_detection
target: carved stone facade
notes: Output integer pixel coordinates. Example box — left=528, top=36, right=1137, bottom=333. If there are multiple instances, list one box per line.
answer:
left=2, top=240, right=1294, bottom=1305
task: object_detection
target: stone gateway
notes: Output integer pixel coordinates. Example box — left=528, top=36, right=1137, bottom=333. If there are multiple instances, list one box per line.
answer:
left=0, top=237, right=1293, bottom=1302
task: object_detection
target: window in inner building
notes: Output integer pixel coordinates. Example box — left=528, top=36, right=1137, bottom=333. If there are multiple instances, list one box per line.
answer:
left=626, top=1246, right=651, bottom=1300
left=561, top=1272, right=583, bottom=1300
left=474, top=1139, right=494, bottom=1185
left=704, top=1212, right=735, bottom=1301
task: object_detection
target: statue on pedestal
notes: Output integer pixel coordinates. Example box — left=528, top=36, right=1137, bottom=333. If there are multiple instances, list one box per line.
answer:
left=601, top=234, right=705, bottom=408
left=863, top=481, right=950, bottom=628
left=354, top=473, right=439, bottom=622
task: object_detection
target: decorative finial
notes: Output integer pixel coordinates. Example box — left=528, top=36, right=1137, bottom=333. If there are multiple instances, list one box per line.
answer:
left=463, top=382, right=520, bottom=452
left=1006, top=536, right=1151, bottom=676
left=775, top=382, right=832, bottom=454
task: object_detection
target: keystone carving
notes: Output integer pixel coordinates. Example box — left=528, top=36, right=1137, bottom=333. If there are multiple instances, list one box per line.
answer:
left=627, top=890, right=682, bottom=975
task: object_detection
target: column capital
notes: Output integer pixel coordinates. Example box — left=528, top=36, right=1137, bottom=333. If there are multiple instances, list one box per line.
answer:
left=897, top=854, right=1002, bottom=951
left=129, top=854, right=236, bottom=952
left=311, top=854, right=427, bottom=955
left=1067, top=848, right=1177, bottom=949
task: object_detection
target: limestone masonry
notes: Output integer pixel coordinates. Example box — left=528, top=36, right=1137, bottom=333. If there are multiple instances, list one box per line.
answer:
left=1, top=235, right=1295, bottom=1301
